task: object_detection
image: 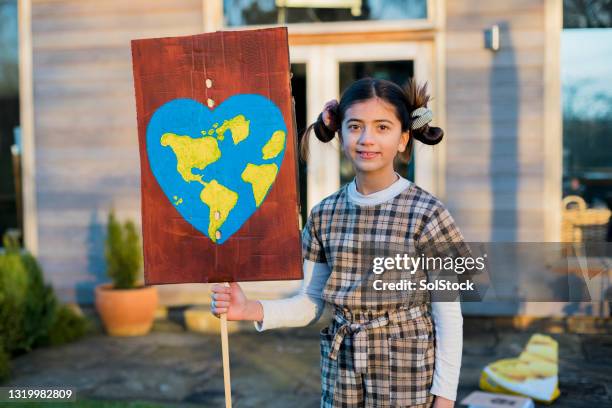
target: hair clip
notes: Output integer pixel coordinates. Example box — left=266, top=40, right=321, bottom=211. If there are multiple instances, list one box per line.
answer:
left=410, top=107, right=433, bottom=130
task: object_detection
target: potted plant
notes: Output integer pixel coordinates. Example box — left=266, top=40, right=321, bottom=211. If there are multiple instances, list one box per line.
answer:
left=94, top=210, right=158, bottom=336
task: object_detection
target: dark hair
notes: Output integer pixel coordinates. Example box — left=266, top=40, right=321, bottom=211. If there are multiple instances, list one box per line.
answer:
left=299, top=77, right=444, bottom=162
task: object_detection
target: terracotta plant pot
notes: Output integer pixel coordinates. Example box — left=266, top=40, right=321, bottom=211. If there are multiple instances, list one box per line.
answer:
left=94, top=283, right=158, bottom=336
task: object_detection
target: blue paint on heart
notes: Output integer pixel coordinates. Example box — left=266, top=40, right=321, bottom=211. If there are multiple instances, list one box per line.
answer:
left=146, top=94, right=287, bottom=244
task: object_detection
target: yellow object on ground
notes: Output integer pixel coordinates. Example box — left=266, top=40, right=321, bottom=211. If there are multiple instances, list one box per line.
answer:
left=480, top=334, right=560, bottom=403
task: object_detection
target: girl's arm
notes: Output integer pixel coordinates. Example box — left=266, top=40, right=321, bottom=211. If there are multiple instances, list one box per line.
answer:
left=209, top=259, right=331, bottom=330
left=417, top=203, right=468, bottom=404
left=212, top=207, right=329, bottom=328
left=430, top=301, right=463, bottom=404
left=254, top=259, right=330, bottom=331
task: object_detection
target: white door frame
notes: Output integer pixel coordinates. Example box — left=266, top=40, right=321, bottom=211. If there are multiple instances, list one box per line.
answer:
left=290, top=41, right=438, bottom=212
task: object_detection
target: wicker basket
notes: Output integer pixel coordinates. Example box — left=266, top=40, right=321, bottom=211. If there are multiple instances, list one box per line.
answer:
left=561, top=195, right=611, bottom=242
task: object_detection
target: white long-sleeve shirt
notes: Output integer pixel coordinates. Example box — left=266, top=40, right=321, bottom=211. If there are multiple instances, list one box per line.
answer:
left=253, top=174, right=463, bottom=401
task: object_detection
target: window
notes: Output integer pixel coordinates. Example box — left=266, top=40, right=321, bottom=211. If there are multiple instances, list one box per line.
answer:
left=562, top=0, right=612, bottom=207
left=0, top=0, right=20, bottom=246
left=223, top=0, right=427, bottom=26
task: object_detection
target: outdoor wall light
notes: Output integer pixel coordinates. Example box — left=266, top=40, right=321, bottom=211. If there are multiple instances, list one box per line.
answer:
left=484, top=25, right=501, bottom=51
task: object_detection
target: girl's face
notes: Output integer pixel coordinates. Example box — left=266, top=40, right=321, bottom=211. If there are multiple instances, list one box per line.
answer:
left=340, top=97, right=409, bottom=177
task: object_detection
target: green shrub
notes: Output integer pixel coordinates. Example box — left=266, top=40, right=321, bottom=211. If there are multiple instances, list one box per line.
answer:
left=0, top=234, right=29, bottom=354
left=0, top=233, right=59, bottom=354
left=22, top=252, right=58, bottom=351
left=105, top=210, right=142, bottom=289
left=0, top=231, right=89, bottom=371
left=36, top=304, right=91, bottom=347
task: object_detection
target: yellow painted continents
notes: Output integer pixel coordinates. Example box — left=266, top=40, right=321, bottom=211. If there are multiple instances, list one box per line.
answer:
left=161, top=114, right=286, bottom=243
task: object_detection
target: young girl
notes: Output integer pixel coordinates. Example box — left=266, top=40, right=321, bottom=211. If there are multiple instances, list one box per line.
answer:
left=210, top=78, right=464, bottom=408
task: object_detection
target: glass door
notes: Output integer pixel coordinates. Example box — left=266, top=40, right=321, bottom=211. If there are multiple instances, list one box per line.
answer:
left=291, top=41, right=437, bottom=213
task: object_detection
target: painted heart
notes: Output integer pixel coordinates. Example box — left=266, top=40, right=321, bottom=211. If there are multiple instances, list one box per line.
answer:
left=146, top=95, right=287, bottom=244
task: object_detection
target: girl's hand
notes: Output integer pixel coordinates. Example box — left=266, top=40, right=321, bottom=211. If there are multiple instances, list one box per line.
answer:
left=433, top=396, right=454, bottom=408
left=321, top=99, right=339, bottom=130
left=209, top=282, right=263, bottom=322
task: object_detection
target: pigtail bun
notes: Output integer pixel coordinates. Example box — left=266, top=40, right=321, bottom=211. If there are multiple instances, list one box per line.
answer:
left=413, top=124, right=444, bottom=146
left=314, top=114, right=337, bottom=142
left=299, top=101, right=339, bottom=161
left=404, top=79, right=444, bottom=146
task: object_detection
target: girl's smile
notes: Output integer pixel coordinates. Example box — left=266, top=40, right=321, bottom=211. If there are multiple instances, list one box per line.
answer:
left=356, top=151, right=380, bottom=159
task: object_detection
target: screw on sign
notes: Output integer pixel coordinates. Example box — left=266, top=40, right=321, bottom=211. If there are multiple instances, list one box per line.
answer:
left=131, top=27, right=303, bottom=408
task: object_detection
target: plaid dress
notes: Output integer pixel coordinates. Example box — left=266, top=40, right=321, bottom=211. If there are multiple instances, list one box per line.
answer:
left=303, top=180, right=466, bottom=408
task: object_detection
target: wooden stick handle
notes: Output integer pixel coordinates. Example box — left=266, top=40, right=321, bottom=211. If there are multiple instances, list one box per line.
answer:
left=220, top=282, right=232, bottom=408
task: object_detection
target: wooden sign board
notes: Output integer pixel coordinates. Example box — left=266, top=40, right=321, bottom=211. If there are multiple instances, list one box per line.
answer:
left=131, top=27, right=302, bottom=284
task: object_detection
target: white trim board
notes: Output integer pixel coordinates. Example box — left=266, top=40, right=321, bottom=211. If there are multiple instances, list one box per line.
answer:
left=18, top=0, right=38, bottom=255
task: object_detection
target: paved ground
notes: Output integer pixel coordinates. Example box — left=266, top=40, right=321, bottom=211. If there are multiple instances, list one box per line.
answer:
left=4, top=309, right=612, bottom=407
